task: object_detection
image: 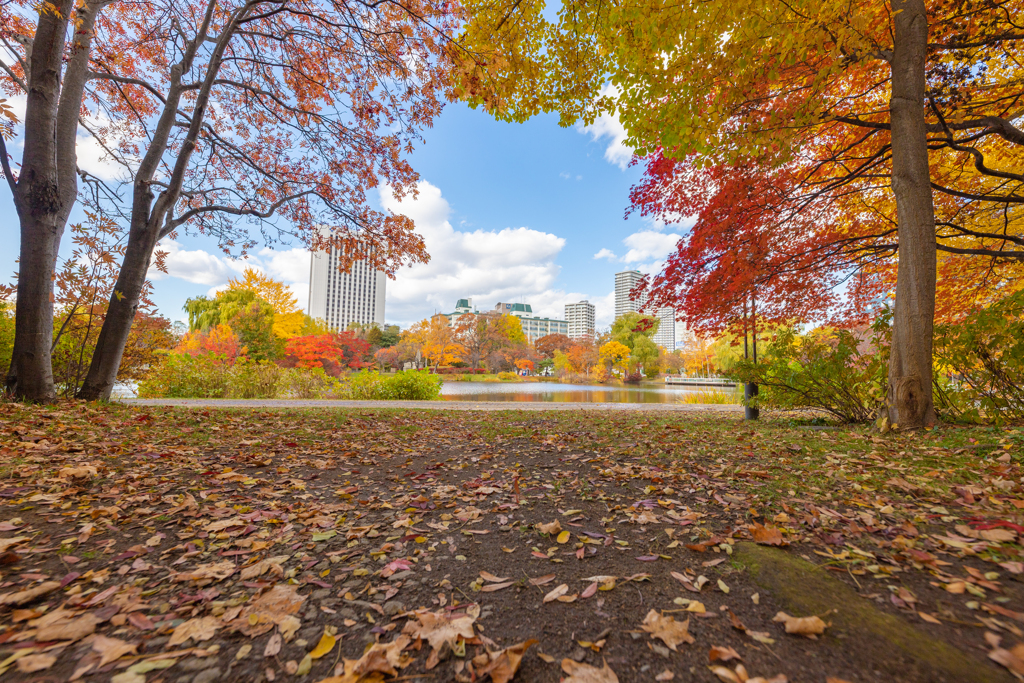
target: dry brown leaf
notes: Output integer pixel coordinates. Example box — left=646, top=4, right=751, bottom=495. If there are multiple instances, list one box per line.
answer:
left=655, top=670, right=675, bottom=682
left=264, top=632, right=283, bottom=658
left=475, top=639, right=537, bottom=683
left=990, top=643, right=1024, bottom=675
left=0, top=580, right=60, bottom=606
left=749, top=523, right=786, bottom=546
left=641, top=610, right=695, bottom=651
left=403, top=609, right=475, bottom=658
left=173, top=560, right=235, bottom=584
left=16, top=653, right=57, bottom=673
left=772, top=611, right=827, bottom=637
left=239, top=556, right=289, bottom=581
left=529, top=574, right=557, bottom=586
left=91, top=634, right=139, bottom=666
left=536, top=521, right=562, bottom=535
left=561, top=658, right=620, bottom=683
left=315, top=640, right=409, bottom=683
left=0, top=536, right=29, bottom=553
left=481, top=581, right=514, bottom=592
left=480, top=571, right=509, bottom=583
left=709, top=645, right=742, bottom=663
left=235, top=584, right=306, bottom=637
left=543, top=584, right=569, bottom=603
left=36, top=611, right=98, bottom=642
left=979, top=528, right=1017, bottom=543
left=169, top=616, right=220, bottom=647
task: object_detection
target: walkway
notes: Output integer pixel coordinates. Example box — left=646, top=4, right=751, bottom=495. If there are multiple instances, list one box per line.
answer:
left=120, top=398, right=744, bottom=412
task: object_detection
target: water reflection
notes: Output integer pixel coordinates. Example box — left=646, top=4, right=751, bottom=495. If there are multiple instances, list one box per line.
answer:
left=440, top=381, right=723, bottom=403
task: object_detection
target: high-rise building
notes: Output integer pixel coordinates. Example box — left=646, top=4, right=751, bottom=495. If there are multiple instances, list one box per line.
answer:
left=565, top=301, right=595, bottom=340
left=614, top=270, right=646, bottom=319
left=652, top=306, right=676, bottom=349
left=307, top=240, right=386, bottom=331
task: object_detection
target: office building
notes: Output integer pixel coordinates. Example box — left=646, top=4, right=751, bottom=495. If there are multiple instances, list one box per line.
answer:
left=308, top=239, right=386, bottom=331
left=615, top=270, right=646, bottom=319
left=565, top=301, right=595, bottom=340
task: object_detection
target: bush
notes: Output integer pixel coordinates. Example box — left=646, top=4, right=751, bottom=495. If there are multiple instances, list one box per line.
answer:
left=138, top=353, right=230, bottom=398
left=228, top=359, right=283, bottom=399
left=933, top=290, right=1024, bottom=423
left=497, top=371, right=518, bottom=381
left=285, top=367, right=343, bottom=399
left=346, top=370, right=443, bottom=400
left=623, top=370, right=643, bottom=384
left=730, top=326, right=884, bottom=423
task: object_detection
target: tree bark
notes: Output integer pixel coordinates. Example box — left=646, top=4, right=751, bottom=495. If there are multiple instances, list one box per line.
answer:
left=887, top=0, right=938, bottom=428
left=6, top=0, right=76, bottom=401
left=6, top=0, right=106, bottom=401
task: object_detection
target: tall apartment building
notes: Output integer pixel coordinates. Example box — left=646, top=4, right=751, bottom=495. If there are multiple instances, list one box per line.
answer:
left=614, top=270, right=646, bottom=319
left=652, top=306, right=676, bottom=349
left=565, top=301, right=595, bottom=340
left=307, top=239, right=386, bottom=331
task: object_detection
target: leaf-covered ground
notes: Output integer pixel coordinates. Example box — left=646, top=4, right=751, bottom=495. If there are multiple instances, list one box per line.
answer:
left=0, top=402, right=1023, bottom=683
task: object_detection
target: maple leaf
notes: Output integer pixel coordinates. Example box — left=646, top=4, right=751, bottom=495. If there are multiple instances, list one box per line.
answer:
left=772, top=612, right=828, bottom=638
left=641, top=610, right=695, bottom=651
left=474, top=639, right=538, bottom=683
left=561, top=658, right=620, bottom=683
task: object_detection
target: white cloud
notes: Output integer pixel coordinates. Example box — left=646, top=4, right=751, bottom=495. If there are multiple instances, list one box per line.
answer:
left=580, top=85, right=632, bottom=170
left=153, top=240, right=311, bottom=311
left=593, top=248, right=617, bottom=261
left=621, top=230, right=681, bottom=263
left=382, top=181, right=573, bottom=327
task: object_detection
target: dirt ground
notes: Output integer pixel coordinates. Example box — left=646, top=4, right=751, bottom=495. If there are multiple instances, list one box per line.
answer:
left=0, top=402, right=1022, bottom=683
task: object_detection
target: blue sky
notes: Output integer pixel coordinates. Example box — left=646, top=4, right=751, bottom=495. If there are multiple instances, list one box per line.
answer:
left=0, top=100, right=687, bottom=332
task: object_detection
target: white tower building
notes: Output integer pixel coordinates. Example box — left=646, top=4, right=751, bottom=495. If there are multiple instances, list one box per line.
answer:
left=565, top=301, right=595, bottom=340
left=614, top=270, right=645, bottom=319
left=308, top=240, right=386, bottom=331
left=652, top=306, right=676, bottom=349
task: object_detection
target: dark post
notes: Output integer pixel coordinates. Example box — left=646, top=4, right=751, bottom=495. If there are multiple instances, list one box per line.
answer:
left=745, top=292, right=760, bottom=421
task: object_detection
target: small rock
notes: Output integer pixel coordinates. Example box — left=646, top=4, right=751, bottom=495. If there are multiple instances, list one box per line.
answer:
left=650, top=643, right=671, bottom=658
left=383, top=601, right=405, bottom=616
left=571, top=648, right=588, bottom=662
left=193, top=668, right=222, bottom=683
left=390, top=571, right=414, bottom=581
left=630, top=632, right=642, bottom=641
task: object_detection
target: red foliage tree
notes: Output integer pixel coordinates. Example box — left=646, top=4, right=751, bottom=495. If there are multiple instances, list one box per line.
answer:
left=283, top=332, right=371, bottom=376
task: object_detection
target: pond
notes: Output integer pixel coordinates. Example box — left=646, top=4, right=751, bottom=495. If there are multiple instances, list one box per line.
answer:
left=440, top=381, right=730, bottom=403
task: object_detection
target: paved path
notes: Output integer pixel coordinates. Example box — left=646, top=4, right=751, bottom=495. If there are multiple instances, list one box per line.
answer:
left=121, top=398, right=744, bottom=412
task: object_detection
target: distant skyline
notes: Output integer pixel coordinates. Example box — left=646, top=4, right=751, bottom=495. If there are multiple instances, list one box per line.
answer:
left=0, top=99, right=695, bottom=332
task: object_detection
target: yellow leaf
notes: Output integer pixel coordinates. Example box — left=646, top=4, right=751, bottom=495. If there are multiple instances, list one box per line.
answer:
left=557, top=530, right=571, bottom=544
left=309, top=631, right=336, bottom=659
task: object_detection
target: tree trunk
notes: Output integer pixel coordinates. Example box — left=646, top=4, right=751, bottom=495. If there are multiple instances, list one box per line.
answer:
left=887, top=0, right=938, bottom=428
left=76, top=221, right=160, bottom=400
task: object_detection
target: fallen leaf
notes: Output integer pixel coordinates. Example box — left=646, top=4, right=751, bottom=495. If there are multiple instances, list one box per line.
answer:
left=16, top=654, right=56, bottom=673
left=168, top=616, right=220, bottom=647
left=0, top=537, right=29, bottom=553
left=918, top=611, right=942, bottom=624
left=36, top=611, right=98, bottom=642
left=475, top=639, right=537, bottom=683
left=655, top=670, right=675, bottom=681
left=641, top=610, right=695, bottom=651
left=557, top=530, right=571, bottom=544
left=709, top=645, right=741, bottom=663
left=537, top=521, right=562, bottom=535
left=310, top=631, right=337, bottom=659
left=235, top=584, right=306, bottom=637
left=749, top=523, right=787, bottom=546
left=0, top=581, right=61, bottom=606
left=481, top=581, right=514, bottom=592
left=773, top=611, right=827, bottom=637
left=264, top=633, right=283, bottom=658
left=322, top=636, right=411, bottom=682
left=403, top=609, right=475, bottom=663
left=173, top=560, right=235, bottom=584
left=91, top=634, right=139, bottom=666
left=529, top=574, right=556, bottom=586
left=561, top=658, right=620, bottom=683
left=480, top=571, right=509, bottom=583
left=544, top=584, right=569, bottom=603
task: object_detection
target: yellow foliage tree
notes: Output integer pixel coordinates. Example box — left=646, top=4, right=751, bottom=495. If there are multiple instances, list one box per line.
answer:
left=407, top=315, right=466, bottom=370
left=599, top=341, right=630, bottom=372
left=227, top=268, right=305, bottom=338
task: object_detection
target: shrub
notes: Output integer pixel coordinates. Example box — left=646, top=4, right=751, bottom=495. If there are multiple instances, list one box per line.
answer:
left=138, top=353, right=231, bottom=398
left=497, top=371, right=517, bottom=381
left=623, top=370, right=643, bottom=384
left=730, top=326, right=884, bottom=423
left=933, top=290, right=1024, bottom=423
left=285, top=367, right=343, bottom=399
left=228, top=359, right=284, bottom=399
left=346, top=370, right=442, bottom=400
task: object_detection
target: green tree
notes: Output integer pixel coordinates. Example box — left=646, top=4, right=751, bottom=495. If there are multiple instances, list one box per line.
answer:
left=610, top=312, right=659, bottom=352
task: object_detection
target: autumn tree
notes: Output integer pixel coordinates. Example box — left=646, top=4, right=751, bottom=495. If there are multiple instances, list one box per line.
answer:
left=407, top=316, right=465, bottom=370
left=457, top=0, right=1024, bottom=426
left=227, top=269, right=304, bottom=339
left=599, top=341, right=630, bottom=372
left=0, top=0, right=461, bottom=400
left=535, top=333, right=572, bottom=358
